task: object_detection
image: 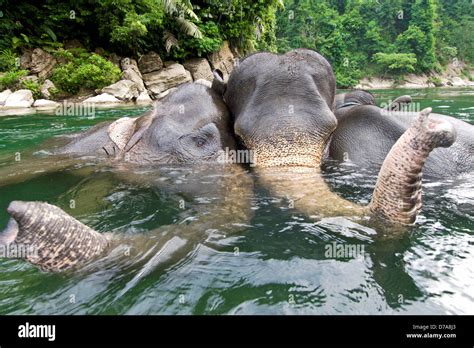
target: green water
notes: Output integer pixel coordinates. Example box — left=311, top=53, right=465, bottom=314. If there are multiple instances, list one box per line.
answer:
left=0, top=88, right=472, bottom=314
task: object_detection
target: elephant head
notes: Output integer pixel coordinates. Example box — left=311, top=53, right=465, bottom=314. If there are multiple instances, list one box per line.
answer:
left=225, top=49, right=338, bottom=167
left=125, top=83, right=236, bottom=164
left=222, top=49, right=456, bottom=225
left=55, top=83, right=235, bottom=166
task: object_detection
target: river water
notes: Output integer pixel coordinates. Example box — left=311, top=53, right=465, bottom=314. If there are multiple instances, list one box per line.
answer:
left=0, top=88, right=472, bottom=314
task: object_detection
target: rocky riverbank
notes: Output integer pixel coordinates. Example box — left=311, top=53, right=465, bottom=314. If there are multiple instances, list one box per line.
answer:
left=2, top=45, right=473, bottom=116
left=0, top=41, right=237, bottom=116
left=356, top=61, right=474, bottom=89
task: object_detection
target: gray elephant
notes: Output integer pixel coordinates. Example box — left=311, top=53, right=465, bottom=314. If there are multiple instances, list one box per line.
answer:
left=53, top=83, right=235, bottom=164
left=216, top=48, right=456, bottom=225
left=0, top=83, right=236, bottom=188
left=0, top=83, right=253, bottom=272
left=329, top=90, right=473, bottom=178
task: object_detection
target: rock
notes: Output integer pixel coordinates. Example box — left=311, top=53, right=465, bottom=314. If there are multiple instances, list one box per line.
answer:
left=401, top=74, right=433, bottom=88
left=121, top=58, right=146, bottom=93
left=450, top=76, right=467, bottom=87
left=136, top=91, right=153, bottom=104
left=208, top=41, right=236, bottom=79
left=194, top=79, right=212, bottom=88
left=33, top=99, right=60, bottom=110
left=40, top=79, right=56, bottom=99
left=0, top=89, right=12, bottom=105
left=138, top=51, right=163, bottom=74
left=102, top=79, right=139, bottom=101
left=4, top=89, right=34, bottom=108
left=20, top=48, right=57, bottom=78
left=19, top=49, right=33, bottom=70
left=155, top=87, right=177, bottom=100
left=163, top=61, right=177, bottom=68
left=83, top=93, right=122, bottom=105
left=108, top=53, right=122, bottom=68
left=121, top=57, right=138, bottom=71
left=142, top=63, right=192, bottom=96
left=355, top=77, right=395, bottom=89
left=184, top=58, right=213, bottom=82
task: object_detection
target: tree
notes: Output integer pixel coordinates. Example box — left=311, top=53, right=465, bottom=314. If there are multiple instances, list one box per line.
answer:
left=373, top=52, right=418, bottom=75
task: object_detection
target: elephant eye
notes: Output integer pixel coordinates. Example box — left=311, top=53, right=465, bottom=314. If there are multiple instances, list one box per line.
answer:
left=195, top=137, right=206, bottom=147
left=192, top=134, right=213, bottom=148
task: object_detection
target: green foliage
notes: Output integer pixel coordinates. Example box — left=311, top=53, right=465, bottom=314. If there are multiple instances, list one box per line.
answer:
left=110, top=12, right=150, bottom=53
left=168, top=22, right=223, bottom=60
left=0, top=69, right=28, bottom=90
left=50, top=49, right=121, bottom=94
left=0, top=49, right=19, bottom=72
left=20, top=79, right=41, bottom=99
left=0, top=0, right=280, bottom=60
left=373, top=53, right=417, bottom=75
left=441, top=46, right=458, bottom=59
left=276, top=0, right=473, bottom=86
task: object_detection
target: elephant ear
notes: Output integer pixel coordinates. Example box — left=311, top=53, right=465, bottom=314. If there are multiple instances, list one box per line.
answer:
left=211, top=69, right=226, bottom=96
left=123, top=108, right=157, bottom=152
left=107, top=117, right=137, bottom=152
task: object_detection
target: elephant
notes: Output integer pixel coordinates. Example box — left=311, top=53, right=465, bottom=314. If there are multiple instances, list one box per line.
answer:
left=329, top=90, right=474, bottom=178
left=0, top=82, right=236, bottom=189
left=0, top=82, right=254, bottom=272
left=335, top=90, right=412, bottom=114
left=54, top=83, right=236, bottom=164
left=217, top=48, right=456, bottom=226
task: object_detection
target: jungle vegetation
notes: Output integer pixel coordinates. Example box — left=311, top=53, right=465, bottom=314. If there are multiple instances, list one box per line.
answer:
left=0, top=0, right=472, bottom=90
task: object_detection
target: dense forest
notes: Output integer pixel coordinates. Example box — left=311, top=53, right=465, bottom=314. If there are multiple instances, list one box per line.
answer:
left=0, top=0, right=472, bottom=93
left=276, top=0, right=474, bottom=86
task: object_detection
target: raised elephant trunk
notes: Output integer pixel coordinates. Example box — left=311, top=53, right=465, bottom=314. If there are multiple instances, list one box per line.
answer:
left=369, top=108, right=456, bottom=224
left=0, top=201, right=109, bottom=272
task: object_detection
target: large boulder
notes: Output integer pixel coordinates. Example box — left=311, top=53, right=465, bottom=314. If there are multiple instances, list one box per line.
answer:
left=142, top=63, right=192, bottom=96
left=184, top=58, right=213, bottom=82
left=121, top=58, right=146, bottom=93
left=0, top=89, right=12, bottom=106
left=83, top=93, right=122, bottom=105
left=208, top=41, right=235, bottom=79
left=33, top=99, right=60, bottom=111
left=20, top=48, right=57, bottom=78
left=40, top=79, right=56, bottom=99
left=4, top=89, right=34, bottom=108
left=138, top=51, right=163, bottom=74
left=102, top=79, right=140, bottom=101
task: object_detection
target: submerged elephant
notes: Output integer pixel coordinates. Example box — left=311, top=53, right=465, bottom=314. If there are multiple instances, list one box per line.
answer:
left=0, top=82, right=236, bottom=189
left=218, top=48, right=456, bottom=225
left=0, top=83, right=253, bottom=272
left=329, top=90, right=473, bottom=178
left=53, top=83, right=235, bottom=164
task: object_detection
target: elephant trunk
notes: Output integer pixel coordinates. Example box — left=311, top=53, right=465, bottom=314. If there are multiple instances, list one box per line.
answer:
left=0, top=201, right=109, bottom=272
left=369, top=108, right=456, bottom=224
